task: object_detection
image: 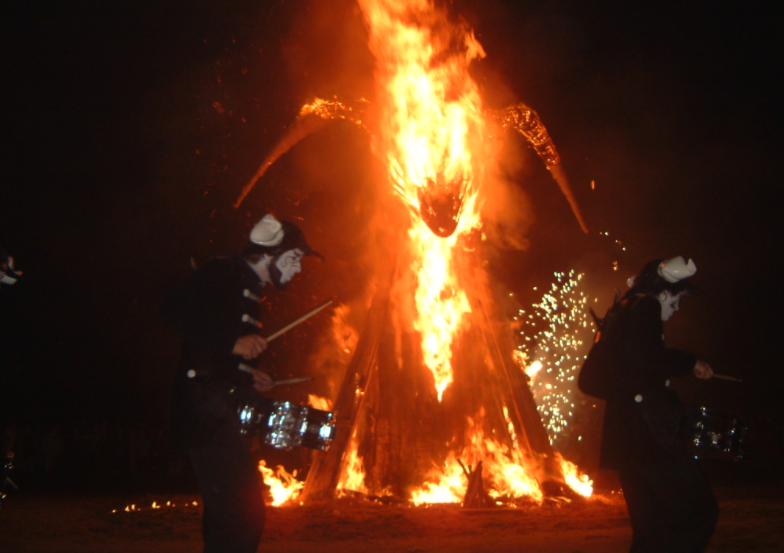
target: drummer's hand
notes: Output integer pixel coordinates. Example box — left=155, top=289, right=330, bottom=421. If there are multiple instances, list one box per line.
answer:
left=233, top=335, right=268, bottom=359
left=252, top=370, right=274, bottom=393
left=694, top=359, right=714, bottom=380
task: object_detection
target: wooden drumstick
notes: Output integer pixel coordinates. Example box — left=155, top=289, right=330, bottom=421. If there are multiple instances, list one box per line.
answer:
left=266, top=300, right=334, bottom=342
left=712, top=374, right=743, bottom=382
left=272, top=377, right=313, bottom=387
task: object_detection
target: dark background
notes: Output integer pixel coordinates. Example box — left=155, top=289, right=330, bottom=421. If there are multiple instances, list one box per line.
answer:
left=2, top=0, right=782, bottom=488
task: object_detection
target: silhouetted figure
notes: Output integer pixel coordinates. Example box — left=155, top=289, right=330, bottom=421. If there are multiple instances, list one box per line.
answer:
left=580, top=257, right=718, bottom=552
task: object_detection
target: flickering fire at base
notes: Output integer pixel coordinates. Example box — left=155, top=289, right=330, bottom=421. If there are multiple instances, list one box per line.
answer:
left=257, top=461, right=305, bottom=507
left=238, top=0, right=595, bottom=506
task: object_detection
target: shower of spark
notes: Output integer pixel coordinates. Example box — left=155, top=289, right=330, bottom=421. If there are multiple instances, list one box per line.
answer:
left=515, top=270, right=594, bottom=447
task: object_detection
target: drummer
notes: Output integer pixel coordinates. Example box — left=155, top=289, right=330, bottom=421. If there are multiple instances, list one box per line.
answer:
left=160, top=214, right=322, bottom=553
left=581, top=256, right=718, bottom=552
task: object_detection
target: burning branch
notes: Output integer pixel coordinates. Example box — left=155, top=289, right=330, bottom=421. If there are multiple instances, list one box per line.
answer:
left=458, top=459, right=494, bottom=509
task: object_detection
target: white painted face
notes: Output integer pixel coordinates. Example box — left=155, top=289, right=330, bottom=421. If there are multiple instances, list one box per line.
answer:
left=273, top=248, right=304, bottom=287
left=246, top=254, right=271, bottom=285
left=657, top=291, right=683, bottom=321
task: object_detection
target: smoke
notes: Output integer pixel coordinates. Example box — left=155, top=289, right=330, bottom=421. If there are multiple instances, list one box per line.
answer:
left=477, top=139, right=536, bottom=252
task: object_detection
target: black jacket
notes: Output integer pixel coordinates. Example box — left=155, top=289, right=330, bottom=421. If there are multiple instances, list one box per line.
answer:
left=583, top=293, right=696, bottom=469
left=161, top=256, right=266, bottom=448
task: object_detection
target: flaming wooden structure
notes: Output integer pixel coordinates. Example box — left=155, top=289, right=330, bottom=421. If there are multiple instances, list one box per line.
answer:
left=301, top=244, right=565, bottom=503
left=236, top=0, right=591, bottom=504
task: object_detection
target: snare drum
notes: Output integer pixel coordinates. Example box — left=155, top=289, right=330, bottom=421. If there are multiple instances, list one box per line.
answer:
left=683, top=406, right=747, bottom=461
left=237, top=397, right=335, bottom=451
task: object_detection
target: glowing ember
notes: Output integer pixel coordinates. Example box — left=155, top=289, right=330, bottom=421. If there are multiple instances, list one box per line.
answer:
left=258, top=460, right=304, bottom=506
left=308, top=394, right=333, bottom=412
left=513, top=350, right=543, bottom=379
left=518, top=270, right=593, bottom=446
left=116, top=500, right=197, bottom=513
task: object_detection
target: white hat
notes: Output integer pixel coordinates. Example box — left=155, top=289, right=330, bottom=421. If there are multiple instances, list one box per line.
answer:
left=658, top=256, right=697, bottom=283
left=249, top=214, right=284, bottom=247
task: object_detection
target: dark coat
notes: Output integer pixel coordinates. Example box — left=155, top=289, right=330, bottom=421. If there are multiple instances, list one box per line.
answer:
left=582, top=293, right=696, bottom=469
left=160, top=256, right=266, bottom=448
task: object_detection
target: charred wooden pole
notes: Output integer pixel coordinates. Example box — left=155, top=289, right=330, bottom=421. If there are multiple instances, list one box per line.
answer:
left=301, top=255, right=396, bottom=503
left=460, top=460, right=494, bottom=509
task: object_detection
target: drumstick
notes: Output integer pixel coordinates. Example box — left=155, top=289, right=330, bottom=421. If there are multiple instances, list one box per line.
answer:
left=237, top=365, right=312, bottom=386
left=273, top=377, right=313, bottom=387
left=712, top=374, right=743, bottom=382
left=266, top=300, right=334, bottom=342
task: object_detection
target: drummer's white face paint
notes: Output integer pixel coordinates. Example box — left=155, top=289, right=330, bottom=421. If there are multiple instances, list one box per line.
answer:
left=657, top=291, right=683, bottom=321
left=271, top=248, right=304, bottom=289
left=247, top=254, right=273, bottom=286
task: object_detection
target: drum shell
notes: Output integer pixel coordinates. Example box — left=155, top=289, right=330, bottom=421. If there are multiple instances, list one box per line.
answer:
left=682, top=406, right=747, bottom=461
left=236, top=396, right=335, bottom=452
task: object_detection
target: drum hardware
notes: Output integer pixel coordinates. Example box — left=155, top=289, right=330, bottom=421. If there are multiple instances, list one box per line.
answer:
left=1, top=451, right=18, bottom=510
left=683, top=406, right=748, bottom=461
left=237, top=397, right=335, bottom=451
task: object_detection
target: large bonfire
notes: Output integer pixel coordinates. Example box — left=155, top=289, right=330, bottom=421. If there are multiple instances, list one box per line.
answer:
left=241, top=0, right=593, bottom=506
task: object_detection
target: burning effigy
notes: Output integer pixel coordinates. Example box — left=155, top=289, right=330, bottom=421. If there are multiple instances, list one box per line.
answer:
left=238, top=0, right=593, bottom=506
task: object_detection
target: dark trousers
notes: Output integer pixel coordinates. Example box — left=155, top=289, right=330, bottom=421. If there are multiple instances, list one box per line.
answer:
left=619, top=455, right=718, bottom=553
left=189, top=427, right=266, bottom=553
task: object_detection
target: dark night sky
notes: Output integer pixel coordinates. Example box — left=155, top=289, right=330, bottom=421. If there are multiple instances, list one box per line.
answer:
left=2, top=1, right=782, bottom=431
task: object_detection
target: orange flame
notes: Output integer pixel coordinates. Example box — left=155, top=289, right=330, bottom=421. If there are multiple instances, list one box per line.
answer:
left=557, top=453, right=594, bottom=498
left=409, top=414, right=593, bottom=503
left=352, top=0, right=594, bottom=504
left=337, top=432, right=369, bottom=497
left=410, top=410, right=543, bottom=504
left=358, top=0, right=487, bottom=232
left=331, top=303, right=359, bottom=359
left=307, top=394, right=333, bottom=412
left=359, top=0, right=486, bottom=402
left=410, top=451, right=466, bottom=505
left=258, top=460, right=304, bottom=506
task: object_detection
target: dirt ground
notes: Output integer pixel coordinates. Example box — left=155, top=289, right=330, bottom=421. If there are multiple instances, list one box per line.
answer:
left=1, top=482, right=783, bottom=553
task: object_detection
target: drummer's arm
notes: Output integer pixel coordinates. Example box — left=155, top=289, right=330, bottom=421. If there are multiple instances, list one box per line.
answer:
left=233, top=334, right=268, bottom=359
left=252, top=369, right=274, bottom=392
left=693, top=359, right=713, bottom=380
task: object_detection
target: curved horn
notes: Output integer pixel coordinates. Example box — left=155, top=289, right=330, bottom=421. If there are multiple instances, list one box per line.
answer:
left=489, top=103, right=588, bottom=233
left=235, top=98, right=369, bottom=208
left=548, top=163, right=589, bottom=234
